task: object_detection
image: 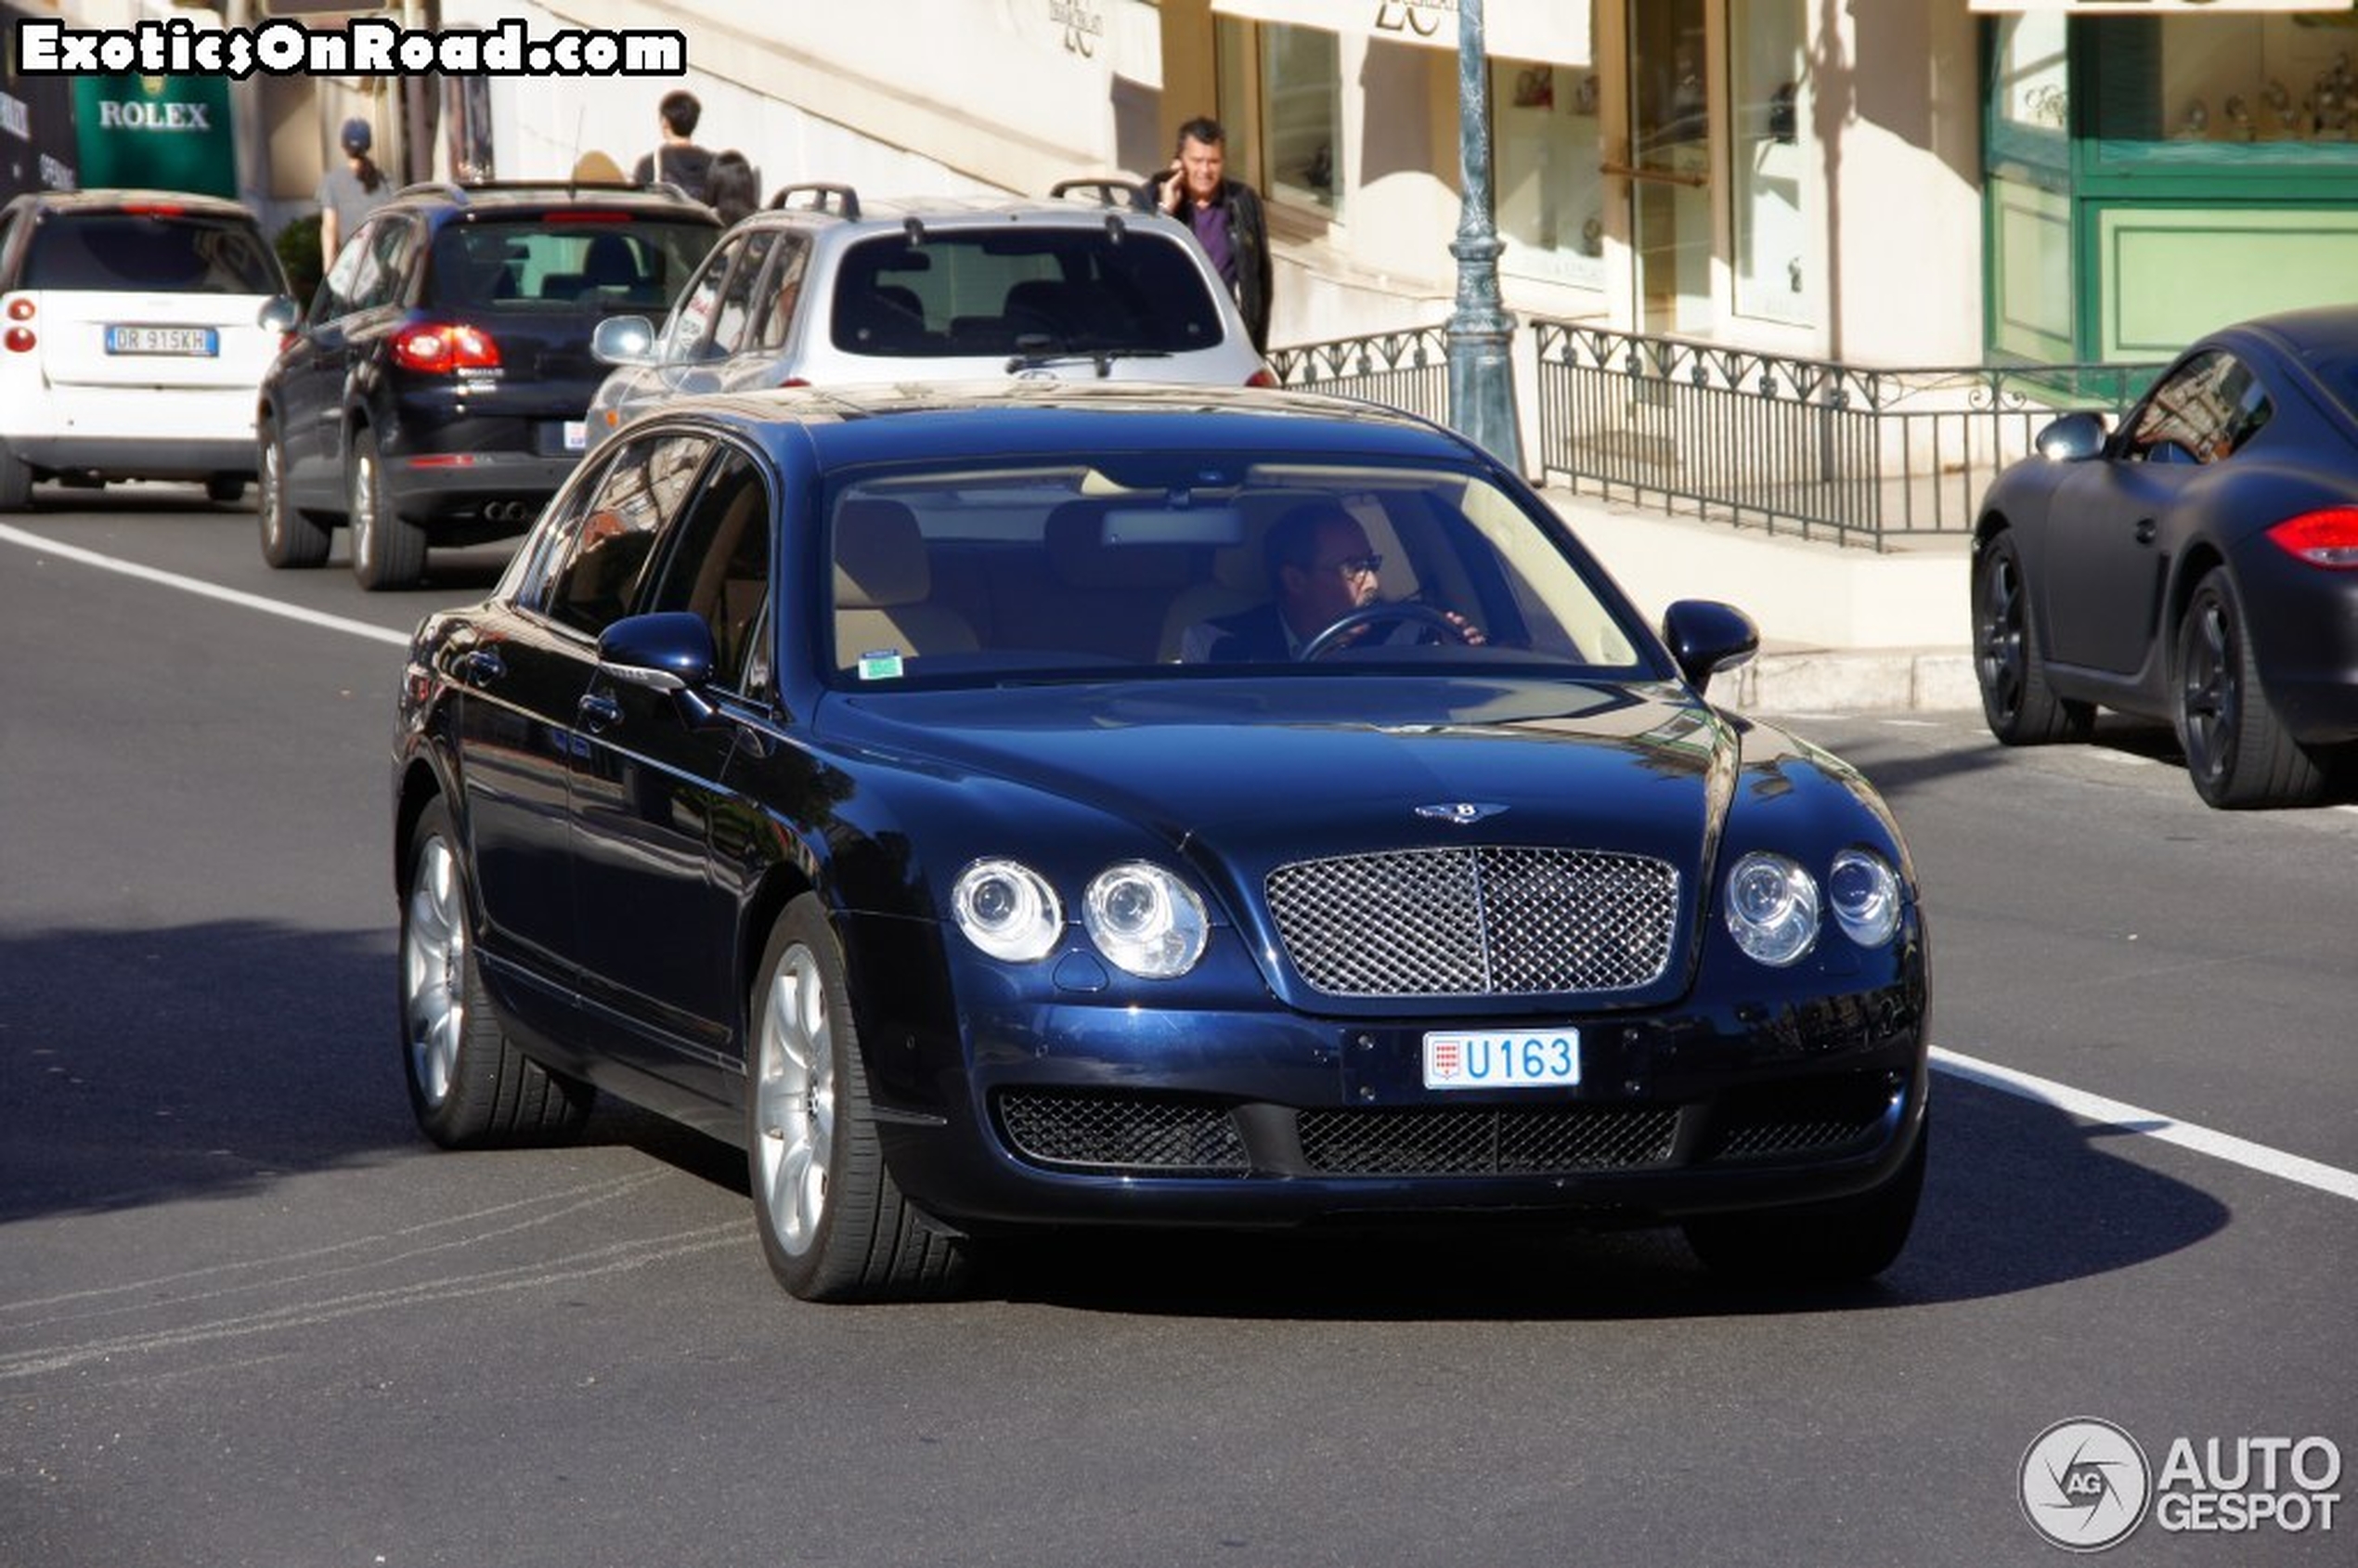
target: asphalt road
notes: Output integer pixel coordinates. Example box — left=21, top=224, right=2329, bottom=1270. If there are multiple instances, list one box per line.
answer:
left=3, top=490, right=2352, bottom=1568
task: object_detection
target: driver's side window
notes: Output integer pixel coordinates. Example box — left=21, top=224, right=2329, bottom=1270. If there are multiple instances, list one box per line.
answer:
left=2125, top=351, right=2261, bottom=467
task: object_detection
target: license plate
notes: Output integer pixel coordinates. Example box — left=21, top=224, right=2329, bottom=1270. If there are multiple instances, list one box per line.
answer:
left=106, top=325, right=217, bottom=356
left=1422, top=1029, right=1581, bottom=1091
left=562, top=420, right=587, bottom=452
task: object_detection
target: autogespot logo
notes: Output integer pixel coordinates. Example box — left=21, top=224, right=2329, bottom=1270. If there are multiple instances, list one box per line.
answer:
left=2022, top=1418, right=2153, bottom=1552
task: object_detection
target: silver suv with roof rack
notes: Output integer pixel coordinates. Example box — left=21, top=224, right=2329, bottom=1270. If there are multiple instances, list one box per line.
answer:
left=583, top=180, right=1268, bottom=448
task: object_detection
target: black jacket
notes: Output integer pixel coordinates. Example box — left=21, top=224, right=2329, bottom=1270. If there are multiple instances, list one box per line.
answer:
left=1137, top=173, right=1272, bottom=354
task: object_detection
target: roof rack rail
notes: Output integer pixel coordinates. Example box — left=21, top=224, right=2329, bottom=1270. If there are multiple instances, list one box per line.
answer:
left=387, top=178, right=703, bottom=207
left=769, top=182, right=860, bottom=219
left=1049, top=177, right=1137, bottom=210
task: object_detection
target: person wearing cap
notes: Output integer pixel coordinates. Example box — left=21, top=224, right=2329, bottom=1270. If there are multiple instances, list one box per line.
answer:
left=317, top=116, right=392, bottom=265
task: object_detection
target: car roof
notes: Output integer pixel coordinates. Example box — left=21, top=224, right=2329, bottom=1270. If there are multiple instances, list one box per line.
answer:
left=2222, top=304, right=2358, bottom=364
left=6, top=188, right=260, bottom=222
left=656, top=383, right=1479, bottom=468
left=749, top=181, right=1149, bottom=235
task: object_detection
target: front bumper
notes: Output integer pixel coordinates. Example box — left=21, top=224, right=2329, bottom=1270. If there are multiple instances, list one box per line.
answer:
left=849, top=914, right=1932, bottom=1235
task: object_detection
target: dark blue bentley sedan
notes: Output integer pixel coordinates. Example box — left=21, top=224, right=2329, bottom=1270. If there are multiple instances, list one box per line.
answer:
left=393, top=383, right=1929, bottom=1302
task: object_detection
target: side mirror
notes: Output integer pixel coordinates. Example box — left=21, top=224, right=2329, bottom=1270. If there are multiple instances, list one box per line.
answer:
left=2035, top=410, right=2109, bottom=462
left=257, top=295, right=302, bottom=335
left=597, top=611, right=722, bottom=726
left=591, top=314, right=657, bottom=367
left=1661, top=599, right=1759, bottom=695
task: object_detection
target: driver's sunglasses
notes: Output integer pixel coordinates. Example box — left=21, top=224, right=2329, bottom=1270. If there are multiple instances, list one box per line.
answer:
left=1322, top=553, right=1384, bottom=578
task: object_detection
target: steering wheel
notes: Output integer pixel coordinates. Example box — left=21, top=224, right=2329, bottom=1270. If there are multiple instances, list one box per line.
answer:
left=1299, top=602, right=1474, bottom=661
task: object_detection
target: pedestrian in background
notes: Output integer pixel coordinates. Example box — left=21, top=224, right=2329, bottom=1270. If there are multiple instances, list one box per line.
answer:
left=634, top=89, right=715, bottom=203
left=317, top=116, right=391, bottom=264
left=1139, top=116, right=1272, bottom=354
left=707, top=150, right=760, bottom=226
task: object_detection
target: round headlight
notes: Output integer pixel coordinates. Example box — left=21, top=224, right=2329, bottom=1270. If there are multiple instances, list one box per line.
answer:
left=1082, top=862, right=1209, bottom=978
left=1724, top=850, right=1820, bottom=967
left=951, top=858, right=1062, bottom=963
left=1828, top=848, right=1901, bottom=949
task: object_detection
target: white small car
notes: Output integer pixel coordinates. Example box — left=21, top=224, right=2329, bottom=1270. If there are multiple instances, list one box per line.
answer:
left=585, top=184, right=1270, bottom=449
left=0, top=188, right=287, bottom=509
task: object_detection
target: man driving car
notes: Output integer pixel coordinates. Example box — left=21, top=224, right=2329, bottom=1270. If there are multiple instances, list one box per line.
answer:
left=1180, top=500, right=1483, bottom=662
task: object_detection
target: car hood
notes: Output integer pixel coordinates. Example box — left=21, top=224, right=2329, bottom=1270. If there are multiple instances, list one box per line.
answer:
left=817, top=675, right=1740, bottom=869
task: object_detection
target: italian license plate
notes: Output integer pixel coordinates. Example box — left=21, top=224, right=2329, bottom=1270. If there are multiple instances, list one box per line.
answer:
left=1422, top=1029, right=1581, bottom=1091
left=106, top=325, right=217, bottom=356
left=562, top=420, right=587, bottom=452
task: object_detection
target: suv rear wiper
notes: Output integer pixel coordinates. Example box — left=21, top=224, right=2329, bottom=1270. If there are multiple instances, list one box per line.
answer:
left=1004, top=344, right=1173, bottom=378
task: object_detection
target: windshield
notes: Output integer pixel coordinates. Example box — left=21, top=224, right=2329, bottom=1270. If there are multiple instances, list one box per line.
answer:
left=23, top=212, right=280, bottom=293
left=423, top=218, right=714, bottom=312
left=827, top=228, right=1226, bottom=357
left=824, top=460, right=1659, bottom=687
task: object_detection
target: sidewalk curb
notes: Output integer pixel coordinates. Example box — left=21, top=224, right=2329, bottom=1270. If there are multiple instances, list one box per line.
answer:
left=1727, top=648, right=1979, bottom=715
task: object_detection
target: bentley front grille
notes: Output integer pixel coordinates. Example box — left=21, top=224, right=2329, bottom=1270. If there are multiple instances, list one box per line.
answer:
left=1297, top=1105, right=1681, bottom=1175
left=1264, top=846, right=1680, bottom=997
left=996, top=1090, right=1250, bottom=1174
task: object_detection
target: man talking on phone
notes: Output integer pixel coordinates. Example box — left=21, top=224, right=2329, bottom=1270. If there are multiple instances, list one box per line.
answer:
left=1137, top=116, right=1273, bottom=355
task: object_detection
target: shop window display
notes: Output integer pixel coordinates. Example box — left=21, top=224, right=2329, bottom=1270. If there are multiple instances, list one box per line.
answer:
left=1492, top=60, right=1606, bottom=293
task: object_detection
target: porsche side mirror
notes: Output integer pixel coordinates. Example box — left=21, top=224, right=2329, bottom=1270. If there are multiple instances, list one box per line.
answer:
left=2035, top=410, right=2109, bottom=462
left=1662, top=600, right=1759, bottom=695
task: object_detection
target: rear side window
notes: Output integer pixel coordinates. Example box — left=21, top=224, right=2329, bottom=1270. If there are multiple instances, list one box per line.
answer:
left=422, top=218, right=716, bottom=312
left=829, top=228, right=1226, bottom=356
left=23, top=212, right=280, bottom=293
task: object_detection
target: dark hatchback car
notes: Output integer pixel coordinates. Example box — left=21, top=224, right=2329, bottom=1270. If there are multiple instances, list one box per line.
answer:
left=257, top=180, right=719, bottom=589
left=394, top=384, right=1929, bottom=1302
left=1973, top=305, right=2358, bottom=808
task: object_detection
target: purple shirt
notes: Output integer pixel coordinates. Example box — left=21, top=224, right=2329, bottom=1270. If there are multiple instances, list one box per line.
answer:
left=1188, top=199, right=1237, bottom=289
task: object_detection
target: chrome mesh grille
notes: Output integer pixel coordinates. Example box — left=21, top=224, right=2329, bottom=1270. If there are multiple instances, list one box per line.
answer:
left=996, top=1091, right=1249, bottom=1174
left=1297, top=1106, right=1679, bottom=1175
left=1264, top=847, right=1680, bottom=997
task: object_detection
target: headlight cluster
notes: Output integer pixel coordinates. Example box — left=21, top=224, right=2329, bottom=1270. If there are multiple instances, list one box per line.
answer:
left=1722, top=848, right=1903, bottom=967
left=951, top=857, right=1210, bottom=978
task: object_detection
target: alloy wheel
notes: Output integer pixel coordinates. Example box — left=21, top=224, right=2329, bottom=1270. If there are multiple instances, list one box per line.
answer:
left=753, top=945, right=835, bottom=1257
left=2178, top=590, right=2236, bottom=788
left=402, top=836, right=466, bottom=1108
left=1976, top=551, right=2028, bottom=724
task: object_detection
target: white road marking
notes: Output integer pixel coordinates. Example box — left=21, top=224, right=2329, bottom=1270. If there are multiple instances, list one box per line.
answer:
left=1934, top=1046, right=2358, bottom=1203
left=11, top=527, right=2352, bottom=1209
left=0, top=521, right=409, bottom=648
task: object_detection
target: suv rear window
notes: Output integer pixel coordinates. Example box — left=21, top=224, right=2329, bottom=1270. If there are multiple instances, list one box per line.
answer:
left=829, top=229, right=1227, bottom=357
left=23, top=212, right=279, bottom=293
left=424, top=219, right=714, bottom=313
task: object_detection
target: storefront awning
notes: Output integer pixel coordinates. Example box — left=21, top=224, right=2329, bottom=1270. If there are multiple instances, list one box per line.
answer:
left=1968, top=2, right=2346, bottom=11
left=1210, top=0, right=1593, bottom=70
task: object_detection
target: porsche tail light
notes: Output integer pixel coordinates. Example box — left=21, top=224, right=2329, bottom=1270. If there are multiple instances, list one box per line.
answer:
left=2265, top=508, right=2358, bottom=569
left=390, top=322, right=501, bottom=375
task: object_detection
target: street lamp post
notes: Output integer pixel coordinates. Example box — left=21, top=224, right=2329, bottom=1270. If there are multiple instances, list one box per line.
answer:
left=1445, top=0, right=1524, bottom=472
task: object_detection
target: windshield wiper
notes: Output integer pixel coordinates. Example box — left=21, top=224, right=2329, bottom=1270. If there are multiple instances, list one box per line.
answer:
left=1003, top=344, right=1173, bottom=378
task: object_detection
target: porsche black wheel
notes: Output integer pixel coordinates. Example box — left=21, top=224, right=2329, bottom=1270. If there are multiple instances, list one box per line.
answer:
left=2175, top=566, right=2326, bottom=810
left=745, top=895, right=970, bottom=1302
left=1973, top=532, right=2092, bottom=745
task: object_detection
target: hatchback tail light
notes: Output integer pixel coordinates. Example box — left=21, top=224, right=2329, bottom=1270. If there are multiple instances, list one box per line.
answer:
left=2265, top=508, right=2358, bottom=569
left=390, top=322, right=501, bottom=375
left=1246, top=367, right=1276, bottom=388
left=779, top=375, right=810, bottom=388
left=4, top=295, right=31, bottom=354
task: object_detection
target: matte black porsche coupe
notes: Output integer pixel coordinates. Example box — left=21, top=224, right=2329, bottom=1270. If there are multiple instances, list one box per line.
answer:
left=393, top=384, right=1929, bottom=1302
left=1972, top=306, right=2358, bottom=808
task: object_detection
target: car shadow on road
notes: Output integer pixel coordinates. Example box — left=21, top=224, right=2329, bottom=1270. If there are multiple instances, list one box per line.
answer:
left=965, top=1076, right=2231, bottom=1322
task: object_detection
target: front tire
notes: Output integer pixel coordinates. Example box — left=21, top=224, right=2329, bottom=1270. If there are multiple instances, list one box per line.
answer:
left=401, top=800, right=594, bottom=1147
left=746, top=895, right=969, bottom=1302
left=2175, top=566, right=2326, bottom=809
left=349, top=426, right=427, bottom=590
left=257, top=419, right=330, bottom=568
left=1683, top=1121, right=1927, bottom=1286
left=1974, top=531, right=2093, bottom=745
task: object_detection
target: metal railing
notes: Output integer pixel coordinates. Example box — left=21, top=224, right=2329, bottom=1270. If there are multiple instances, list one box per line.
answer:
left=1266, top=325, right=1451, bottom=426
left=1261, top=318, right=2162, bottom=551
left=1534, top=322, right=2161, bottom=550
